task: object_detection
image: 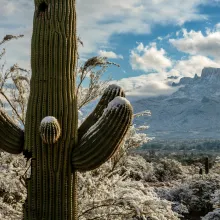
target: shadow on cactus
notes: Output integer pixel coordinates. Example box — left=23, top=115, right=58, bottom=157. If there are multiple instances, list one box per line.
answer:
left=0, top=0, right=133, bottom=219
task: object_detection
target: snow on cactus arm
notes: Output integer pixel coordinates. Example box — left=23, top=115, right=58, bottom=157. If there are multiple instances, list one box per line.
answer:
left=78, top=84, right=125, bottom=141
left=72, top=97, right=133, bottom=171
left=104, top=96, right=130, bottom=112
left=0, top=108, right=24, bottom=154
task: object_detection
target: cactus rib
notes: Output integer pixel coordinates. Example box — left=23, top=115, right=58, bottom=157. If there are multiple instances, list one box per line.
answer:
left=23, top=1, right=78, bottom=219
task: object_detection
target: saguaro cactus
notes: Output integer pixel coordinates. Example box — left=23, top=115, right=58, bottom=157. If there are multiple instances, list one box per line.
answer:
left=0, top=1, right=133, bottom=220
left=205, top=156, right=209, bottom=174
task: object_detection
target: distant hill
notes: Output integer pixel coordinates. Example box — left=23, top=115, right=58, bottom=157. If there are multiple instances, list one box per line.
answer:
left=133, top=67, right=220, bottom=142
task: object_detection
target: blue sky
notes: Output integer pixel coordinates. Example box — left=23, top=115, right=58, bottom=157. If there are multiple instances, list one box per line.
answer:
left=1, top=0, right=220, bottom=98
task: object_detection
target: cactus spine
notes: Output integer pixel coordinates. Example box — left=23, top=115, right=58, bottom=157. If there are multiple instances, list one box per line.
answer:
left=0, top=1, right=133, bottom=219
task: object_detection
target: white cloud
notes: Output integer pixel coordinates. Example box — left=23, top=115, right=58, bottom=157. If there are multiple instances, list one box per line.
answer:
left=0, top=1, right=33, bottom=26
left=113, top=73, right=178, bottom=101
left=0, top=0, right=33, bottom=69
left=77, top=0, right=209, bottom=57
left=169, top=55, right=220, bottom=77
left=0, top=2, right=16, bottom=16
left=130, top=42, right=172, bottom=72
left=98, top=50, right=123, bottom=59
left=0, top=0, right=210, bottom=69
left=0, top=27, right=32, bottom=69
left=216, top=23, right=220, bottom=31
left=117, top=48, right=220, bottom=100
left=169, top=28, right=220, bottom=59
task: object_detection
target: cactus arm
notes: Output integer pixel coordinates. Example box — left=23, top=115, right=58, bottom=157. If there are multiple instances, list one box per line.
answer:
left=72, top=97, right=133, bottom=171
left=78, top=84, right=125, bottom=140
left=0, top=109, right=24, bottom=154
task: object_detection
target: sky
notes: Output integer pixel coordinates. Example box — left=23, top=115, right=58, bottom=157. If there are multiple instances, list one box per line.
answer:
left=1, top=0, right=220, bottom=99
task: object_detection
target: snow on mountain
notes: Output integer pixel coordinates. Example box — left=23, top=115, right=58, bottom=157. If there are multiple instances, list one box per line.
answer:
left=80, top=67, right=220, bottom=142
left=132, top=67, right=220, bottom=141
left=201, top=67, right=220, bottom=81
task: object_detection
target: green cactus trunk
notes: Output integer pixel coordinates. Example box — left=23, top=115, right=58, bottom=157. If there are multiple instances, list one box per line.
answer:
left=24, top=160, right=77, bottom=219
left=24, top=0, right=78, bottom=219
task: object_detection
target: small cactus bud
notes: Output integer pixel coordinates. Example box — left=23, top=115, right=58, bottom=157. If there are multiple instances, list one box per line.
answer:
left=40, top=116, right=61, bottom=144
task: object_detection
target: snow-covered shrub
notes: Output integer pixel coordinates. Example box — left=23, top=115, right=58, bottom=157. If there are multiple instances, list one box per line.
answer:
left=153, top=158, right=184, bottom=182
left=78, top=157, right=180, bottom=220
left=77, top=120, right=176, bottom=219
left=211, top=189, right=220, bottom=209
left=202, top=209, right=220, bottom=220
left=111, top=125, right=151, bottom=168
left=156, top=176, right=220, bottom=216
left=171, top=202, right=189, bottom=216
left=118, top=155, right=156, bottom=182
left=0, top=152, right=27, bottom=219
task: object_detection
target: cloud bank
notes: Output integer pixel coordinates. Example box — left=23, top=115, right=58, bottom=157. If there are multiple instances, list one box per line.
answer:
left=113, top=73, right=178, bottom=101
left=115, top=26, right=220, bottom=100
left=0, top=0, right=210, bottom=68
left=1, top=0, right=219, bottom=101
left=169, top=28, right=220, bottom=59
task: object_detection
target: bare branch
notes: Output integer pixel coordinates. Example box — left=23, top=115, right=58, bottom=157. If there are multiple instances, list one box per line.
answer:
left=0, top=90, right=24, bottom=125
left=0, top=48, right=5, bottom=60
left=0, top=35, right=24, bottom=46
left=77, top=56, right=118, bottom=109
left=77, top=36, right=84, bottom=47
left=133, top=110, right=151, bottom=118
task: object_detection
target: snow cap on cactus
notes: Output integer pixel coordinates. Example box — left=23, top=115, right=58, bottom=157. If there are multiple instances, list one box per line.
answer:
left=104, top=96, right=131, bottom=114
left=107, top=84, right=122, bottom=90
left=40, top=116, right=61, bottom=144
left=104, top=84, right=125, bottom=97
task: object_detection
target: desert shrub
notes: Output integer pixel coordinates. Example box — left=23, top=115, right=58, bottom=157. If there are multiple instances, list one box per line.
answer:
left=78, top=156, right=180, bottom=220
left=156, top=177, right=220, bottom=216
left=153, top=158, right=184, bottom=182
left=0, top=152, right=27, bottom=219
left=202, top=209, right=220, bottom=220
left=118, top=155, right=156, bottom=182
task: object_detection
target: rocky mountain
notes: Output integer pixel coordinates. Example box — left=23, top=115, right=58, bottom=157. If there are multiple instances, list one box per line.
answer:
left=133, top=67, right=220, bottom=141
